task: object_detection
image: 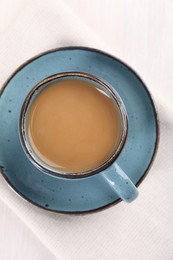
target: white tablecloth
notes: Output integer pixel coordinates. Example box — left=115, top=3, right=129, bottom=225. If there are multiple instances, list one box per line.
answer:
left=0, top=0, right=173, bottom=259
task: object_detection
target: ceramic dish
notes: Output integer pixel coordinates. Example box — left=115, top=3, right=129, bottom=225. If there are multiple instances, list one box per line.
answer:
left=0, top=47, right=159, bottom=214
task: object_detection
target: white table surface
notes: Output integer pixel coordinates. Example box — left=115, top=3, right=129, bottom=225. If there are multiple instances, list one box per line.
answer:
left=1, top=0, right=173, bottom=259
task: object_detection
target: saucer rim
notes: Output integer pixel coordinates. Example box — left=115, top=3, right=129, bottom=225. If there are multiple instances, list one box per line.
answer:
left=0, top=46, right=160, bottom=215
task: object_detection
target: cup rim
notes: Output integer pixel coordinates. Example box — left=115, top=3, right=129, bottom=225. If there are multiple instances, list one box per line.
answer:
left=19, top=71, right=128, bottom=178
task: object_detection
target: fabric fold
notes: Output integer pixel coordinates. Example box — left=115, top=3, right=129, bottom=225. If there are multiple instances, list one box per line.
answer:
left=0, top=0, right=173, bottom=259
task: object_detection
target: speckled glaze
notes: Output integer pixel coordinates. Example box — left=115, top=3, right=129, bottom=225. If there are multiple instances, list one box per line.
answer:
left=20, top=71, right=139, bottom=203
left=0, top=47, right=159, bottom=214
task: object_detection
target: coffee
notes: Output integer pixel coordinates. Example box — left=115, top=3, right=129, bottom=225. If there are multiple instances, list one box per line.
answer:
left=27, top=78, right=121, bottom=172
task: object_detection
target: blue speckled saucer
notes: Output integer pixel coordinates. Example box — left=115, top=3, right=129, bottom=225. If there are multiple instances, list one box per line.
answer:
left=0, top=47, right=159, bottom=214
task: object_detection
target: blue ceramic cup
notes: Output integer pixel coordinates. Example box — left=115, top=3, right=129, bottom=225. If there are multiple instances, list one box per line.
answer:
left=19, top=72, right=138, bottom=203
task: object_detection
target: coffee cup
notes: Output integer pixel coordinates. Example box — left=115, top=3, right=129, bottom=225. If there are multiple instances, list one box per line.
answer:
left=19, top=72, right=138, bottom=203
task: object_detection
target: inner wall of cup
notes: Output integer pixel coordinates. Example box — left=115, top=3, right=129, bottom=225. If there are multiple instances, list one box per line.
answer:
left=22, top=75, right=126, bottom=175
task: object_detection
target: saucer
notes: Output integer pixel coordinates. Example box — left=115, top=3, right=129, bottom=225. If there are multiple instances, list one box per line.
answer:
left=0, top=47, right=159, bottom=214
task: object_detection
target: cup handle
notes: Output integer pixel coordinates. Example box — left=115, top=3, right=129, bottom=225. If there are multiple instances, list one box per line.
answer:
left=102, top=163, right=139, bottom=203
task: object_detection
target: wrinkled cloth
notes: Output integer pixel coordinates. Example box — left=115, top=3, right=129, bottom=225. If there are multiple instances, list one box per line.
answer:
left=0, top=0, right=173, bottom=259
